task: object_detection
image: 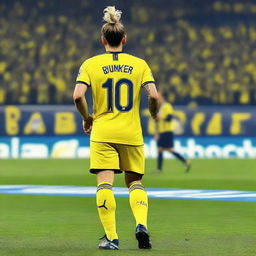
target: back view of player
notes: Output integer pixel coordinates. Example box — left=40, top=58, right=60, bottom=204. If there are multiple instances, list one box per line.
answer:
left=73, top=6, right=159, bottom=250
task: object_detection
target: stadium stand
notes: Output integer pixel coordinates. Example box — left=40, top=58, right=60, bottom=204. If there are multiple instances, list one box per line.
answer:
left=1, top=0, right=256, bottom=105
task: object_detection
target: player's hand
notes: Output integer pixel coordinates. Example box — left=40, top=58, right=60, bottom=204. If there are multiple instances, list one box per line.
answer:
left=83, top=116, right=93, bottom=134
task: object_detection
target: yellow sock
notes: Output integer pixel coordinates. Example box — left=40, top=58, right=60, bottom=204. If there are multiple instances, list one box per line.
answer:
left=129, top=182, right=148, bottom=227
left=96, top=182, right=118, bottom=241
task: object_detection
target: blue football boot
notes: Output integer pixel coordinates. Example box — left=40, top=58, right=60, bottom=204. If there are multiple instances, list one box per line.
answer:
left=98, top=235, right=119, bottom=250
left=135, top=224, right=152, bottom=249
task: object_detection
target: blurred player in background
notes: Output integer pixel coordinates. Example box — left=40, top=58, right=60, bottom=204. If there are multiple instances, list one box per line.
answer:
left=155, top=92, right=191, bottom=173
left=73, top=6, right=158, bottom=250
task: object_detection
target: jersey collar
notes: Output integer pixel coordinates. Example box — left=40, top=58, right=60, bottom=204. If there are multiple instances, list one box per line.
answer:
left=105, top=51, right=123, bottom=54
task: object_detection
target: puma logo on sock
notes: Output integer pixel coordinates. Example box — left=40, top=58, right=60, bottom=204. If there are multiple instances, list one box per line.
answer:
left=98, top=200, right=108, bottom=210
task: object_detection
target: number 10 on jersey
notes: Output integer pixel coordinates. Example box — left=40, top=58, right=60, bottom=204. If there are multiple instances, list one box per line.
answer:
left=102, top=78, right=134, bottom=112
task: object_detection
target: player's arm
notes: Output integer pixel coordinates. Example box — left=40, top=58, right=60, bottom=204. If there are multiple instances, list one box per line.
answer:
left=144, top=83, right=159, bottom=120
left=73, top=83, right=93, bottom=134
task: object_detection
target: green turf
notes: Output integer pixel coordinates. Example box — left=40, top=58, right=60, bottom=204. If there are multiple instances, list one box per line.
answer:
left=0, top=159, right=256, bottom=256
left=0, top=159, right=256, bottom=190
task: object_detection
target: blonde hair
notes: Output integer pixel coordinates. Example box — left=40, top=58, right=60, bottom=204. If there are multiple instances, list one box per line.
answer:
left=101, top=6, right=125, bottom=47
left=103, top=6, right=122, bottom=24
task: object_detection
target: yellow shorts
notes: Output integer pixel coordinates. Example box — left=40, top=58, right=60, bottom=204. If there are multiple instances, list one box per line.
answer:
left=90, top=141, right=145, bottom=175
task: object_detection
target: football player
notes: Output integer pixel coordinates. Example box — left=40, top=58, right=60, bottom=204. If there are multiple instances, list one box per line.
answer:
left=73, top=6, right=159, bottom=250
left=155, top=92, right=191, bottom=172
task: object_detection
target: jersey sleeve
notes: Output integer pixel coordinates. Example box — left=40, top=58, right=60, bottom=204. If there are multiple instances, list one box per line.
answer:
left=76, top=61, right=91, bottom=87
left=141, top=61, right=155, bottom=87
left=161, top=104, right=173, bottom=120
left=164, top=104, right=174, bottom=121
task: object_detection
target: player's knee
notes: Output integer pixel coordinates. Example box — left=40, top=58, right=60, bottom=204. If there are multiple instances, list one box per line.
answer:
left=158, top=147, right=164, bottom=153
left=96, top=170, right=115, bottom=185
left=125, top=172, right=143, bottom=188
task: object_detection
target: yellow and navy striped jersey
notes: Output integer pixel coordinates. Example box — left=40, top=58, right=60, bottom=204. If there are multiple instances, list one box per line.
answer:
left=157, top=102, right=174, bottom=133
left=76, top=52, right=154, bottom=145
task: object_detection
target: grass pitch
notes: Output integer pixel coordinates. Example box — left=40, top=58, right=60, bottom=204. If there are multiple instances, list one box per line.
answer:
left=0, top=159, right=256, bottom=256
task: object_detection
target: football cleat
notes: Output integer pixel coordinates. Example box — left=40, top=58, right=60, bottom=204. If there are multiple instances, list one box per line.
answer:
left=185, top=161, right=191, bottom=173
left=135, top=224, right=152, bottom=249
left=98, top=235, right=119, bottom=250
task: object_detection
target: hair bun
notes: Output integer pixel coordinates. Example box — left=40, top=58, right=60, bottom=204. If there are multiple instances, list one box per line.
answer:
left=103, top=6, right=122, bottom=24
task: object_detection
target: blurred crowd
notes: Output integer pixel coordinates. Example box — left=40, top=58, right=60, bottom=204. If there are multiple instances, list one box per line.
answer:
left=1, top=0, right=256, bottom=105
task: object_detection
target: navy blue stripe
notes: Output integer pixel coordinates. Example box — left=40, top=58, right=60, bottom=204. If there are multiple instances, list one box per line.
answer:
left=165, top=114, right=173, bottom=121
left=76, top=81, right=91, bottom=87
left=141, top=81, right=155, bottom=87
left=106, top=51, right=123, bottom=54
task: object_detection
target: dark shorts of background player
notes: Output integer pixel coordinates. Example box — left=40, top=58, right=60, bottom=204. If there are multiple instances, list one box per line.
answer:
left=157, top=132, right=174, bottom=148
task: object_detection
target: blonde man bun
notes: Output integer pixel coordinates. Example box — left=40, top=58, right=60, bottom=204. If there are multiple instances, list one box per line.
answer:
left=101, top=6, right=125, bottom=47
left=103, top=6, right=122, bottom=24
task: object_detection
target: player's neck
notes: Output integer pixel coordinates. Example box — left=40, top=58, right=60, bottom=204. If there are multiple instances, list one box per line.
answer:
left=105, top=45, right=123, bottom=52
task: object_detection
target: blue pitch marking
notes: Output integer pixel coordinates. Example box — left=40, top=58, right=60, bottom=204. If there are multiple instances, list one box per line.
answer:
left=0, top=185, right=256, bottom=202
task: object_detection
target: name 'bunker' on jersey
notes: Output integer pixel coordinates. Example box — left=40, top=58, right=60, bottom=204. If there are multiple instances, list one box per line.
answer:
left=102, top=64, right=133, bottom=74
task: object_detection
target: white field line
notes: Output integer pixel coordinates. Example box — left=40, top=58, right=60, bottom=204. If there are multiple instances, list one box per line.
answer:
left=0, top=186, right=256, bottom=200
